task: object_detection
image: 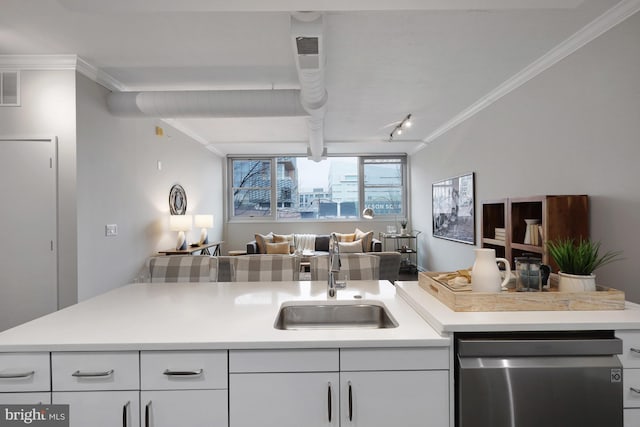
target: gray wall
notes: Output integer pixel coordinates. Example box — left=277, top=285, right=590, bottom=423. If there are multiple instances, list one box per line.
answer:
left=410, top=12, right=640, bottom=301
left=0, top=70, right=78, bottom=309
left=76, top=73, right=224, bottom=300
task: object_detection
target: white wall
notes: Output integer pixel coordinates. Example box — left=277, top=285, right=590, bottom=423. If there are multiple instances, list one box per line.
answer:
left=410, top=12, right=640, bottom=301
left=76, top=73, right=224, bottom=300
left=0, top=70, right=78, bottom=308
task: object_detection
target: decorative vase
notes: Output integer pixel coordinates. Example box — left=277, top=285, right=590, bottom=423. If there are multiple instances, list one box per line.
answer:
left=401, top=227, right=408, bottom=235
left=471, top=248, right=512, bottom=293
left=557, top=272, right=596, bottom=292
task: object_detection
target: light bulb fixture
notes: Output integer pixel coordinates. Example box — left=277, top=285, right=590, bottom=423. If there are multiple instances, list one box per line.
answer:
left=389, top=114, right=412, bottom=141
left=362, top=207, right=375, bottom=219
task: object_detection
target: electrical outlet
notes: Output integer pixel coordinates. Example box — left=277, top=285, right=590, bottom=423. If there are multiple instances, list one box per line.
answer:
left=105, top=224, right=118, bottom=237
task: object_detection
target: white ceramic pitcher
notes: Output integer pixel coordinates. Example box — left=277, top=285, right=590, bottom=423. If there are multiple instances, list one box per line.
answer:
left=471, top=248, right=511, bottom=292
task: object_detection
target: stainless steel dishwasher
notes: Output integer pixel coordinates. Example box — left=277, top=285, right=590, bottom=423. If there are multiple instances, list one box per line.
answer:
left=456, top=331, right=623, bottom=427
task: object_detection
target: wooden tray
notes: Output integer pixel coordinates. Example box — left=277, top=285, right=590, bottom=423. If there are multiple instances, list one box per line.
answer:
left=419, top=272, right=625, bottom=312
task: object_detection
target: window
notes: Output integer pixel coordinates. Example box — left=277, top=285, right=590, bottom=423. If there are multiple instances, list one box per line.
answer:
left=362, top=157, right=405, bottom=216
left=228, top=155, right=406, bottom=221
left=231, top=159, right=271, bottom=218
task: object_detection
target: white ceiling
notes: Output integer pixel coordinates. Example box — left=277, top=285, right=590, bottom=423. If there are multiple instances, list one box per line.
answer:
left=0, top=0, right=627, bottom=157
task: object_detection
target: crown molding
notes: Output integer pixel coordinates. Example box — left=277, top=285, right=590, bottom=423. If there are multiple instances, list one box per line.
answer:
left=75, top=57, right=127, bottom=91
left=0, top=54, right=79, bottom=70
left=0, top=54, right=126, bottom=91
left=417, top=0, right=640, bottom=152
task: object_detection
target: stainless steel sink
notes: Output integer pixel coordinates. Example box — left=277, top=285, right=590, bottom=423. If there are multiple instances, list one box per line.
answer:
left=274, top=302, right=398, bottom=330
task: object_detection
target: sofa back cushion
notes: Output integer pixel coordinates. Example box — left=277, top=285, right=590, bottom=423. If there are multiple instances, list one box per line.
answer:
left=315, top=235, right=330, bottom=252
left=273, top=233, right=295, bottom=253
left=255, top=232, right=274, bottom=254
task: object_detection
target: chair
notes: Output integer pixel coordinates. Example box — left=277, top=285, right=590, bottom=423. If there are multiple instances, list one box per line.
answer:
left=147, top=255, right=217, bottom=283
left=373, top=252, right=402, bottom=283
left=310, top=254, right=380, bottom=281
left=231, top=255, right=300, bottom=282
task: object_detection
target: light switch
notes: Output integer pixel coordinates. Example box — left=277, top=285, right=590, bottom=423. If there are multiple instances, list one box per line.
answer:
left=105, top=224, right=118, bottom=237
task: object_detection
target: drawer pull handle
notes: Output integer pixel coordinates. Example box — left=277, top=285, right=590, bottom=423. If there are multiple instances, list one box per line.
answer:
left=122, top=401, right=130, bottom=427
left=327, top=382, right=332, bottom=423
left=630, top=348, right=640, bottom=354
left=348, top=381, right=353, bottom=422
left=631, top=387, right=640, bottom=394
left=0, top=370, right=35, bottom=379
left=163, top=368, right=203, bottom=376
left=72, top=369, right=114, bottom=378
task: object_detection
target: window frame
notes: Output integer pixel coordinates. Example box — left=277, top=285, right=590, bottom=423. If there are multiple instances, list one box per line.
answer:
left=227, top=154, right=407, bottom=222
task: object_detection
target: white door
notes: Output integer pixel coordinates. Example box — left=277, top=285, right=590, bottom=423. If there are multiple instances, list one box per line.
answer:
left=0, top=138, right=57, bottom=331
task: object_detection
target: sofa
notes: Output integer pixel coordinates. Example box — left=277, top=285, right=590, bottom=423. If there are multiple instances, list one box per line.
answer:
left=246, top=232, right=382, bottom=255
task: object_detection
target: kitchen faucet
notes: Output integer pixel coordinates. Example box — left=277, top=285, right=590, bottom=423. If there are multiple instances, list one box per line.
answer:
left=327, top=232, right=341, bottom=298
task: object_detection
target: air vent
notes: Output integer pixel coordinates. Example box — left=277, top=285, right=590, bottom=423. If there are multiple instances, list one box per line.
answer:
left=1, top=71, right=20, bottom=106
left=296, top=37, right=319, bottom=55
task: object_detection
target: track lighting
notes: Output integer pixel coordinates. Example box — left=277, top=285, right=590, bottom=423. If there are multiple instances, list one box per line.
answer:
left=389, top=114, right=412, bottom=141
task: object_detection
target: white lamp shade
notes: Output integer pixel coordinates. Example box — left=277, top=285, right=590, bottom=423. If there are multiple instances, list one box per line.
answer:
left=169, top=214, right=193, bottom=232
left=194, top=214, right=213, bottom=229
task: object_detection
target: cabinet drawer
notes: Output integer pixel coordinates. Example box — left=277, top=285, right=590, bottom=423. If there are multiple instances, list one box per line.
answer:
left=141, top=350, right=227, bottom=390
left=52, top=351, right=139, bottom=391
left=617, top=331, right=640, bottom=368
left=0, top=353, right=50, bottom=392
left=0, top=392, right=51, bottom=404
left=625, top=369, right=640, bottom=408
left=230, top=349, right=339, bottom=373
left=340, top=347, right=449, bottom=371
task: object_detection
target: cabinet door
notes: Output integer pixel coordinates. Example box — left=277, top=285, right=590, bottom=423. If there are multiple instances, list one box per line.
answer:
left=340, top=370, right=449, bottom=427
left=141, top=390, right=227, bottom=427
left=230, top=372, right=339, bottom=427
left=53, top=390, right=139, bottom=427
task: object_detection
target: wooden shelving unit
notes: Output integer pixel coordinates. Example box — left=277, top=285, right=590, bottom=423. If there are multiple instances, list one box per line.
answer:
left=481, top=195, right=589, bottom=271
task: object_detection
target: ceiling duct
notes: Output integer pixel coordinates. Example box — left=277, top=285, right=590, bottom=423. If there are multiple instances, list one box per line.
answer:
left=107, top=89, right=307, bottom=118
left=291, top=12, right=328, bottom=162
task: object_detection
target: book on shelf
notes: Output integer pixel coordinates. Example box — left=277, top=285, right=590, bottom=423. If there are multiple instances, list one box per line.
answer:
left=494, top=227, right=506, bottom=241
left=526, top=224, right=543, bottom=246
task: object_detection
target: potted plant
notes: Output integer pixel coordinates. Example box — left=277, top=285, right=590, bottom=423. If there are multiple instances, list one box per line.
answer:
left=400, top=218, right=408, bottom=235
left=546, top=238, right=622, bottom=292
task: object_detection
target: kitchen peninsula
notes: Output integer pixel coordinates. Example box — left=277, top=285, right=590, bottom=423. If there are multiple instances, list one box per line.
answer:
left=4, top=280, right=640, bottom=427
left=0, top=281, right=449, bottom=427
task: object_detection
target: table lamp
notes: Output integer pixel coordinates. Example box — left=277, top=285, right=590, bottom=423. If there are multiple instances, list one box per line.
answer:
left=194, top=214, right=214, bottom=245
left=169, top=214, right=192, bottom=250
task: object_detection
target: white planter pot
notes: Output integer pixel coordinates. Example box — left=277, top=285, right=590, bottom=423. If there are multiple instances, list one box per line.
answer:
left=557, top=272, right=596, bottom=292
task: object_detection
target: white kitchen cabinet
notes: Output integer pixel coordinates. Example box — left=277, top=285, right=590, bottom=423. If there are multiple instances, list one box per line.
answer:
left=51, top=351, right=140, bottom=427
left=0, top=352, right=50, bottom=393
left=140, top=350, right=228, bottom=427
left=229, top=347, right=449, bottom=427
left=230, top=372, right=339, bottom=427
left=340, top=370, right=449, bottom=427
left=625, top=408, right=640, bottom=427
left=141, top=389, right=228, bottom=427
left=53, top=391, right=138, bottom=427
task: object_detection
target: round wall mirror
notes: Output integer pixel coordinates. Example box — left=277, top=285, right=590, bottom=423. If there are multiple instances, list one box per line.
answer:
left=169, top=184, right=187, bottom=215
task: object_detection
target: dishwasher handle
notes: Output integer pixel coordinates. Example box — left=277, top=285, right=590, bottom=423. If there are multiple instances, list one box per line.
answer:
left=457, top=338, right=622, bottom=357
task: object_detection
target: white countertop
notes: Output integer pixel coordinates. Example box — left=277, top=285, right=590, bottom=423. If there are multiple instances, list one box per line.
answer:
left=396, top=281, right=640, bottom=335
left=0, top=281, right=448, bottom=352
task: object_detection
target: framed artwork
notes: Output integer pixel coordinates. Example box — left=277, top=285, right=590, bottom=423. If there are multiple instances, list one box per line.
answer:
left=432, top=172, right=475, bottom=244
left=169, top=184, right=187, bottom=215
